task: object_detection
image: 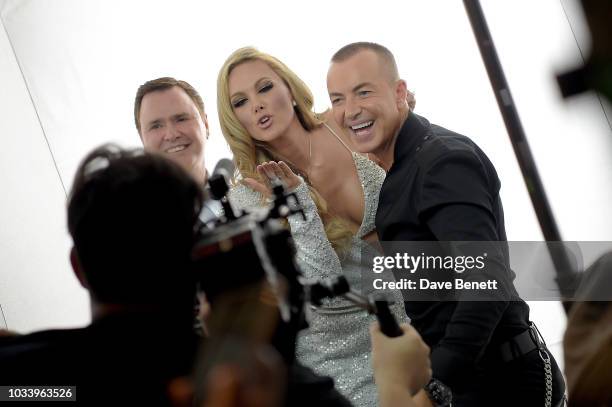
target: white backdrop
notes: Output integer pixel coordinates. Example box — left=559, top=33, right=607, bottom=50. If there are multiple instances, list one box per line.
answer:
left=1, top=0, right=611, bottom=366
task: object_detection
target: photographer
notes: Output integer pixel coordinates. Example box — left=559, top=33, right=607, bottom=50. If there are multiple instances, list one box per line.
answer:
left=0, top=145, right=203, bottom=405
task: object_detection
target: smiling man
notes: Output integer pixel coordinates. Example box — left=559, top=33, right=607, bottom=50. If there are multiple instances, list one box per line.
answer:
left=327, top=42, right=565, bottom=407
left=327, top=46, right=407, bottom=171
left=135, top=77, right=209, bottom=185
left=133, top=77, right=220, bottom=332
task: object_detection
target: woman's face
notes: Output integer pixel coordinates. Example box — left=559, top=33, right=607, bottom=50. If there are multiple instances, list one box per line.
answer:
left=228, top=60, right=297, bottom=143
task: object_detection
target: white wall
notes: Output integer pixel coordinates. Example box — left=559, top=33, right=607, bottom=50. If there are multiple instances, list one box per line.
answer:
left=0, top=5, right=89, bottom=332
left=1, top=0, right=610, bottom=367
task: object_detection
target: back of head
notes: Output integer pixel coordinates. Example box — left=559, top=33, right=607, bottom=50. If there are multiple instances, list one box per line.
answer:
left=67, top=144, right=203, bottom=306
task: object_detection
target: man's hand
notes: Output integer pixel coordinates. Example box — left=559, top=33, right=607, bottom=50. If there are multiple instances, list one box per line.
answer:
left=370, top=322, right=432, bottom=396
left=413, top=389, right=435, bottom=407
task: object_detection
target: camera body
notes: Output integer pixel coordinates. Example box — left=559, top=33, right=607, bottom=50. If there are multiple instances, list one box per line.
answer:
left=191, top=174, right=402, bottom=363
left=191, top=175, right=307, bottom=361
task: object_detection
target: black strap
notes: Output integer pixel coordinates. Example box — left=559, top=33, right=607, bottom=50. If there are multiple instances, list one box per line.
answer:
left=498, top=322, right=545, bottom=363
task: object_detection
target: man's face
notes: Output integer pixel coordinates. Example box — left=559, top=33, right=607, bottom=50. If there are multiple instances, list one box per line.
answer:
left=139, top=86, right=208, bottom=178
left=327, top=50, right=406, bottom=157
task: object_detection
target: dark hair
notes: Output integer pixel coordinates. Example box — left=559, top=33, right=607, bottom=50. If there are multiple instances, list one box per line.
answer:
left=134, top=77, right=205, bottom=133
left=331, top=42, right=399, bottom=80
left=67, top=144, right=204, bottom=304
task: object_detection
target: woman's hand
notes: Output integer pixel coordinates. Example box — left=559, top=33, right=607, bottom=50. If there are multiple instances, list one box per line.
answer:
left=243, top=161, right=302, bottom=198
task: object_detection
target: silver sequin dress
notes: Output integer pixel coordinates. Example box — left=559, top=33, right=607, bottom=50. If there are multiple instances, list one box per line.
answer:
left=229, top=152, right=408, bottom=407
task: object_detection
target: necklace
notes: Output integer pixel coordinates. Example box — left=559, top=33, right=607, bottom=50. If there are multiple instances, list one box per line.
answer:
left=269, top=131, right=313, bottom=180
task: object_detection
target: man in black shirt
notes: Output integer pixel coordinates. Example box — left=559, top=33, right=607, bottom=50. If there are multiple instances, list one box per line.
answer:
left=327, top=42, right=565, bottom=406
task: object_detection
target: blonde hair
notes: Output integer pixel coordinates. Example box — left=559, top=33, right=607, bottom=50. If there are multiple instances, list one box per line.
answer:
left=217, top=47, right=353, bottom=253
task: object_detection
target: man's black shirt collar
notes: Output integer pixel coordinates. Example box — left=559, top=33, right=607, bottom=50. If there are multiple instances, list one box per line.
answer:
left=391, top=112, right=432, bottom=172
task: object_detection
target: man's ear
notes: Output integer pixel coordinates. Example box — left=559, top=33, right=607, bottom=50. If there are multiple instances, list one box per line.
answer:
left=70, top=247, right=89, bottom=290
left=395, top=79, right=409, bottom=109
left=203, top=112, right=210, bottom=139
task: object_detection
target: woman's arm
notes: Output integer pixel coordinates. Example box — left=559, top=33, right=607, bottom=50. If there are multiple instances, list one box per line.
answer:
left=228, top=162, right=345, bottom=281
left=285, top=181, right=344, bottom=281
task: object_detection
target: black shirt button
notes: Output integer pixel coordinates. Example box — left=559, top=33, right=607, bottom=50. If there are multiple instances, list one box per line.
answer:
left=424, top=135, right=430, bottom=140
left=416, top=146, right=421, bottom=152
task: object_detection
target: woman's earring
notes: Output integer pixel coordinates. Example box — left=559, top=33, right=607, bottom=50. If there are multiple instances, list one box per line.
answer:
left=292, top=100, right=297, bottom=107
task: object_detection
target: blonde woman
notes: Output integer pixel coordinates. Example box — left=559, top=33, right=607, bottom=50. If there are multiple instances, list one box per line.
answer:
left=217, top=47, right=407, bottom=407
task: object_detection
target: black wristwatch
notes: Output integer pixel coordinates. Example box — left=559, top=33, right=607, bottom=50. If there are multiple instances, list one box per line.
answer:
left=424, top=378, right=452, bottom=406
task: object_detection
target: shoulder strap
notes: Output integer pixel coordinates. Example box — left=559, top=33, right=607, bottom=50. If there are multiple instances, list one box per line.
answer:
left=322, top=122, right=353, bottom=154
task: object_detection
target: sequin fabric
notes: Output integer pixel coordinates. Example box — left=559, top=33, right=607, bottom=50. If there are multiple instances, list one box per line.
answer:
left=228, top=155, right=408, bottom=407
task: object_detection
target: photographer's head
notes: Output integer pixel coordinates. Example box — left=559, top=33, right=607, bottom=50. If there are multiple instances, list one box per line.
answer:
left=67, top=144, right=204, bottom=317
left=135, top=77, right=209, bottom=185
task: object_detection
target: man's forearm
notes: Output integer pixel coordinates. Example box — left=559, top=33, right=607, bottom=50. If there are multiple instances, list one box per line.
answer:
left=425, top=203, right=512, bottom=386
left=429, top=299, right=508, bottom=386
left=378, top=383, right=418, bottom=407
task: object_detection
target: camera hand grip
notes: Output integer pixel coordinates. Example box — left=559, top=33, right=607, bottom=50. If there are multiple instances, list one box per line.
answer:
left=374, top=300, right=402, bottom=337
